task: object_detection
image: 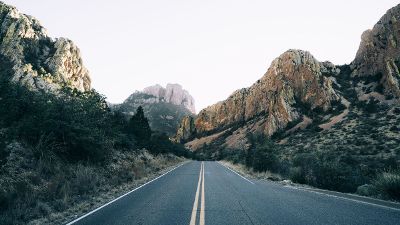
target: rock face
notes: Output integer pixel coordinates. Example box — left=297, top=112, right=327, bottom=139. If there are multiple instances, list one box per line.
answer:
left=351, top=4, right=400, bottom=98
left=143, top=84, right=196, bottom=114
left=114, top=84, right=196, bottom=136
left=0, top=2, right=91, bottom=92
left=194, top=50, right=340, bottom=136
left=175, top=116, right=196, bottom=143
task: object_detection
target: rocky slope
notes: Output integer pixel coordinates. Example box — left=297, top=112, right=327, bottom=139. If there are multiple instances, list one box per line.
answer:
left=0, top=2, right=91, bottom=92
left=114, top=84, right=195, bottom=136
left=195, top=50, right=340, bottom=134
left=178, top=4, right=400, bottom=151
left=177, top=50, right=343, bottom=143
left=351, top=4, right=400, bottom=99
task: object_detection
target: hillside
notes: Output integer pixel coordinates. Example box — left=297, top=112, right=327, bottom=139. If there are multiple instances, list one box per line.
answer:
left=0, top=2, right=189, bottom=224
left=177, top=4, right=400, bottom=198
left=114, top=84, right=195, bottom=136
left=0, top=2, right=91, bottom=93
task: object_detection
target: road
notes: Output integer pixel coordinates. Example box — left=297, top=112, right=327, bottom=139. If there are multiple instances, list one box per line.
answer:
left=67, top=161, right=400, bottom=225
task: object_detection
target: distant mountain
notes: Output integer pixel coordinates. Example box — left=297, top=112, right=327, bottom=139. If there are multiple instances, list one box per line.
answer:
left=114, top=84, right=195, bottom=136
left=143, top=84, right=196, bottom=114
left=0, top=2, right=91, bottom=93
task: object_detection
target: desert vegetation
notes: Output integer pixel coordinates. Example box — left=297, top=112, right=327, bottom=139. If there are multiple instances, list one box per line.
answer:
left=194, top=103, right=400, bottom=201
left=0, top=54, right=190, bottom=225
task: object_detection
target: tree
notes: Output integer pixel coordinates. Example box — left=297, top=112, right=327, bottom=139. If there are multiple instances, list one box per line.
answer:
left=245, top=134, right=279, bottom=172
left=127, top=106, right=152, bottom=148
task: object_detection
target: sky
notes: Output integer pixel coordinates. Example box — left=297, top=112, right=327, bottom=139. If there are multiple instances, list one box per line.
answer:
left=4, top=0, right=400, bottom=113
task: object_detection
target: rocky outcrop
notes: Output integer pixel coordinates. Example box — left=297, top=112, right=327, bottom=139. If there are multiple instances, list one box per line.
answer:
left=194, top=50, right=340, bottom=137
left=175, top=116, right=196, bottom=143
left=0, top=2, right=91, bottom=92
left=143, top=84, right=196, bottom=113
left=351, top=4, right=400, bottom=98
left=114, top=85, right=195, bottom=136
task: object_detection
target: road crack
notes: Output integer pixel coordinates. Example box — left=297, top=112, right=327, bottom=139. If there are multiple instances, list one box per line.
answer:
left=238, top=200, right=256, bottom=225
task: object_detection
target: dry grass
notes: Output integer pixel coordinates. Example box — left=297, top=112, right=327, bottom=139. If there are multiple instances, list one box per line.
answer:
left=38, top=151, right=186, bottom=225
left=185, top=130, right=227, bottom=150
left=319, top=109, right=349, bottom=130
left=374, top=171, right=400, bottom=201
left=219, top=160, right=283, bottom=181
left=0, top=146, right=187, bottom=225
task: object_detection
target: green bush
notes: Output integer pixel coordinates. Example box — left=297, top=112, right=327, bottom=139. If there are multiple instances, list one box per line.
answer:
left=289, top=167, right=306, bottom=184
left=150, top=132, right=192, bottom=157
left=290, top=152, right=363, bottom=192
left=0, top=64, right=142, bottom=163
left=127, top=106, right=152, bottom=148
left=0, top=52, right=192, bottom=224
left=356, top=184, right=376, bottom=197
left=245, top=134, right=279, bottom=172
left=73, top=165, right=100, bottom=195
left=373, top=171, right=400, bottom=200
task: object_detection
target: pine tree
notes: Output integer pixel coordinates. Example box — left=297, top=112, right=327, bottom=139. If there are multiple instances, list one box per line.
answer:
left=128, top=106, right=152, bottom=147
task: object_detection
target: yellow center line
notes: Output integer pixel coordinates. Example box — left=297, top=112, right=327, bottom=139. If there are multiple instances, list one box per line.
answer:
left=200, top=162, right=205, bottom=225
left=189, top=162, right=203, bottom=225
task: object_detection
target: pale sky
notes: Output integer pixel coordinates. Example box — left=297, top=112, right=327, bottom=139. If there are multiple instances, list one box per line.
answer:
left=4, top=0, right=399, bottom=112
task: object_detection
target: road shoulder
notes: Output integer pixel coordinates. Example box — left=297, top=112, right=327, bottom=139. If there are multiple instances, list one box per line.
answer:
left=219, top=160, right=400, bottom=211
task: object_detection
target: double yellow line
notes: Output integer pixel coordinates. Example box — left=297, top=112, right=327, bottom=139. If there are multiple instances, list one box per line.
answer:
left=189, top=162, right=205, bottom=225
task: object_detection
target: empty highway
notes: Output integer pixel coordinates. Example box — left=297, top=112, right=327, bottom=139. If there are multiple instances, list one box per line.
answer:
left=67, top=161, right=400, bottom=225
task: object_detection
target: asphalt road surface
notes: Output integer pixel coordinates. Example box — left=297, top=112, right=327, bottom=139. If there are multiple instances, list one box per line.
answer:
left=67, top=161, right=400, bottom=225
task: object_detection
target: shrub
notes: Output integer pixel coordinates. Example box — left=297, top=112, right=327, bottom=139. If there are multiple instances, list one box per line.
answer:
left=314, top=162, right=355, bottom=192
left=73, top=165, right=100, bottom=195
left=127, top=106, right=152, bottom=148
left=289, top=167, right=306, bottom=184
left=0, top=73, right=124, bottom=162
left=245, top=135, right=279, bottom=172
left=356, top=184, right=376, bottom=197
left=373, top=171, right=400, bottom=200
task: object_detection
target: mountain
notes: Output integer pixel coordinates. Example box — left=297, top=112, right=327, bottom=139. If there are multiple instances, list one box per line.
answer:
left=177, top=4, right=400, bottom=150
left=114, top=84, right=195, bottom=136
left=0, top=2, right=91, bottom=92
left=143, top=84, right=196, bottom=114
left=351, top=5, right=400, bottom=98
left=176, top=50, right=346, bottom=146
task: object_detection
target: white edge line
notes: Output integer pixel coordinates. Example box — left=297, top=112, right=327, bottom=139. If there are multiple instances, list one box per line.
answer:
left=217, top=161, right=254, bottom=184
left=66, top=162, right=187, bottom=225
left=285, top=185, right=400, bottom=212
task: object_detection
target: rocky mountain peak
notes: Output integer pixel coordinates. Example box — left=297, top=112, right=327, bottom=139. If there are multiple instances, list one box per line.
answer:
left=143, top=84, right=165, bottom=98
left=265, top=49, right=340, bottom=109
left=351, top=4, right=400, bottom=99
left=0, top=2, right=91, bottom=92
left=191, top=49, right=340, bottom=138
left=142, top=83, right=196, bottom=113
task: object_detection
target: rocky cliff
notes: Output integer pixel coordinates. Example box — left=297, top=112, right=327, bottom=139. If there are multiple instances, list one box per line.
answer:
left=143, top=84, right=196, bottom=114
left=175, top=116, right=196, bottom=143
left=0, top=2, right=91, bottom=92
left=193, top=50, right=340, bottom=136
left=351, top=4, right=400, bottom=99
